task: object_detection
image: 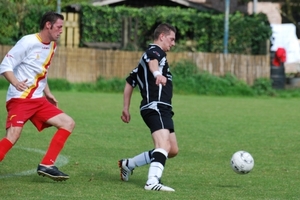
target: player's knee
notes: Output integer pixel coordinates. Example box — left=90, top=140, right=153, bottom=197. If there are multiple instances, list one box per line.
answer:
left=6, top=128, right=22, bottom=144
left=168, top=146, right=179, bottom=158
left=62, top=115, right=75, bottom=132
left=66, top=117, right=75, bottom=131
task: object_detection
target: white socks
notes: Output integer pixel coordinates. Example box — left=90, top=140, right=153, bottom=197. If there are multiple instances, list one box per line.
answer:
left=125, top=148, right=169, bottom=185
left=146, top=148, right=168, bottom=185
left=127, top=150, right=152, bottom=169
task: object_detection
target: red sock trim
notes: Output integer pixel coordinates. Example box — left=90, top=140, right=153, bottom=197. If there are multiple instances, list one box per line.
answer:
left=41, top=129, right=71, bottom=165
left=0, top=138, right=13, bottom=162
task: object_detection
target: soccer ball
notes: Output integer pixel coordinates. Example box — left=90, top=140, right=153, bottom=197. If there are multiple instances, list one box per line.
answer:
left=230, top=151, right=254, bottom=174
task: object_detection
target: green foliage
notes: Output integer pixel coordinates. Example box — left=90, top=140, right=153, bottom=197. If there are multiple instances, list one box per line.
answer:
left=67, top=77, right=126, bottom=93
left=171, top=60, right=199, bottom=78
left=47, top=78, right=72, bottom=91
left=172, top=60, right=254, bottom=96
left=249, top=13, right=273, bottom=54
left=0, top=1, right=54, bottom=44
left=0, top=0, right=88, bottom=44
left=72, top=82, right=97, bottom=92
left=0, top=2, right=272, bottom=55
left=95, top=77, right=125, bottom=93
left=80, top=5, right=124, bottom=44
left=19, top=5, right=54, bottom=37
left=276, top=87, right=300, bottom=98
left=251, top=77, right=276, bottom=96
left=0, top=0, right=19, bottom=45
left=79, top=5, right=271, bottom=54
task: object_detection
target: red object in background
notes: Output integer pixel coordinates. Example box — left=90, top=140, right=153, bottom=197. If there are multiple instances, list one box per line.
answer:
left=272, top=48, right=286, bottom=66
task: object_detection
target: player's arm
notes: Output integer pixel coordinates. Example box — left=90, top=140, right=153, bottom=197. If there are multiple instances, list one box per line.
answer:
left=121, top=82, right=134, bottom=123
left=1, top=71, right=28, bottom=91
left=0, top=39, right=29, bottom=91
left=44, top=82, right=58, bottom=106
left=148, top=59, right=166, bottom=86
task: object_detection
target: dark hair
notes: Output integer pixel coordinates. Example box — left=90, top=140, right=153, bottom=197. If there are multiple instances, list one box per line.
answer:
left=39, top=11, right=64, bottom=30
left=153, top=23, right=176, bottom=40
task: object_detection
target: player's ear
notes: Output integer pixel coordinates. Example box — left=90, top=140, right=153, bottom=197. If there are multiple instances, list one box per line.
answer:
left=159, top=33, right=165, bottom=41
left=45, top=21, right=52, bottom=30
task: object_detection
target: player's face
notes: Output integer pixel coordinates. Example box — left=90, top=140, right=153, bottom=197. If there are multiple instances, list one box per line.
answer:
left=48, top=19, right=64, bottom=41
left=161, top=31, right=176, bottom=52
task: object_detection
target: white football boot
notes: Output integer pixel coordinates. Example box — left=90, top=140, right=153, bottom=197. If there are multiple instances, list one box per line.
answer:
left=118, top=159, right=134, bottom=181
left=144, top=179, right=175, bottom=192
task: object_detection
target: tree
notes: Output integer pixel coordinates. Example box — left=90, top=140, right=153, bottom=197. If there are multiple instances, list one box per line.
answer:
left=0, top=0, right=19, bottom=44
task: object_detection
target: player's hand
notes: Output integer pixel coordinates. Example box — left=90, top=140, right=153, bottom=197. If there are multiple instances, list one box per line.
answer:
left=45, top=93, right=58, bottom=107
left=121, top=110, right=131, bottom=123
left=155, top=75, right=167, bottom=86
left=15, top=79, right=29, bottom=91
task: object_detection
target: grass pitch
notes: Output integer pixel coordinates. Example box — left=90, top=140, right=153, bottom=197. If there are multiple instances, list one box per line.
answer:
left=0, top=90, right=300, bottom=200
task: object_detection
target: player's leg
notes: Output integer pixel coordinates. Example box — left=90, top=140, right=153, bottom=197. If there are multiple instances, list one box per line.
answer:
left=119, top=149, right=153, bottom=181
left=143, top=106, right=177, bottom=191
left=119, top=132, right=178, bottom=181
left=40, top=113, right=75, bottom=165
left=0, top=98, right=29, bottom=162
left=144, top=129, right=175, bottom=192
left=32, top=99, right=75, bottom=181
left=36, top=113, right=75, bottom=181
left=168, top=132, right=179, bottom=158
left=0, top=127, right=22, bottom=162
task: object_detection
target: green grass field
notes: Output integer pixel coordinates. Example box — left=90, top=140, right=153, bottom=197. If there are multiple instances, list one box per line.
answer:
left=1, top=90, right=300, bottom=200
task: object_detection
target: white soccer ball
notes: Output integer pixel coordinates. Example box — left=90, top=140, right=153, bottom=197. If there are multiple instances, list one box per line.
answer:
left=230, top=151, right=254, bottom=174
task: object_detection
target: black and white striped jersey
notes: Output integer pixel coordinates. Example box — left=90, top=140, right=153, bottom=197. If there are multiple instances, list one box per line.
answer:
left=126, top=44, right=173, bottom=110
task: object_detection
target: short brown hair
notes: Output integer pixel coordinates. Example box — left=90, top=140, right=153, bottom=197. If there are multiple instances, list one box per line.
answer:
left=39, top=11, right=64, bottom=30
left=153, top=23, right=176, bottom=40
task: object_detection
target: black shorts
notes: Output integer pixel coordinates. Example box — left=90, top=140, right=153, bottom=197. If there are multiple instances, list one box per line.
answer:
left=141, top=104, right=174, bottom=134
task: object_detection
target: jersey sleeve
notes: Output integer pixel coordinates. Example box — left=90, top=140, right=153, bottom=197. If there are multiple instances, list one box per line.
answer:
left=144, top=49, right=161, bottom=62
left=126, top=67, right=138, bottom=88
left=0, top=37, right=28, bottom=75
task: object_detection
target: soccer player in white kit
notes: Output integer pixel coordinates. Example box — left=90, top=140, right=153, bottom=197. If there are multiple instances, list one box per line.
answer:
left=0, top=11, right=75, bottom=181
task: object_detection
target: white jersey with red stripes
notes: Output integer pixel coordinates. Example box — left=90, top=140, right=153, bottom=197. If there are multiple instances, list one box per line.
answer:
left=0, top=34, right=56, bottom=102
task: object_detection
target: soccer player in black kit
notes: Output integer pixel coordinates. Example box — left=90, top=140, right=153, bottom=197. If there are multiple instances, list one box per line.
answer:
left=119, top=23, right=179, bottom=192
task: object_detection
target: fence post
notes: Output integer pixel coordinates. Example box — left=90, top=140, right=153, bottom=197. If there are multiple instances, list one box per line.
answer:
left=61, top=12, right=80, bottom=48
